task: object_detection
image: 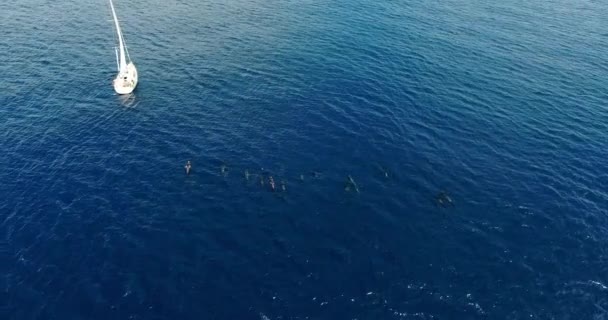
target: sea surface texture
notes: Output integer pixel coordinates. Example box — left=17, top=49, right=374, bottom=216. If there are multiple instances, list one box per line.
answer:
left=1, top=0, right=607, bottom=319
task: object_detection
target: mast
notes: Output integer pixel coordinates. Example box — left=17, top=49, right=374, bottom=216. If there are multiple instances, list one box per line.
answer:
left=114, top=47, right=120, bottom=71
left=109, top=0, right=127, bottom=74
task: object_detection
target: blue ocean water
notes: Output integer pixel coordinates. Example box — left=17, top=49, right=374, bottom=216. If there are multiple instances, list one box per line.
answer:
left=1, top=0, right=608, bottom=318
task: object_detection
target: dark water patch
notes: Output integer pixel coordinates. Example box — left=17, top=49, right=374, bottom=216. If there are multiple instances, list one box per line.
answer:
left=2, top=0, right=608, bottom=319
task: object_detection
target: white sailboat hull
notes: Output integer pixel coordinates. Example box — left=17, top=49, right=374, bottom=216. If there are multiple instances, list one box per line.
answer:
left=113, top=62, right=138, bottom=94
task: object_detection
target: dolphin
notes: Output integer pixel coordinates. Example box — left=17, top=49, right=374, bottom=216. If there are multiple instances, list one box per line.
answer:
left=436, top=191, right=454, bottom=207
left=380, top=165, right=389, bottom=178
left=345, top=175, right=360, bottom=193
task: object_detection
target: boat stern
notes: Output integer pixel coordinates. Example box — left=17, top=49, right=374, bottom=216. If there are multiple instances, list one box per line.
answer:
left=113, top=63, right=138, bottom=95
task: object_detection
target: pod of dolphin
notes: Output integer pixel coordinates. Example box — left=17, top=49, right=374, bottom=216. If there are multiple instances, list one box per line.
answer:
left=184, top=160, right=454, bottom=207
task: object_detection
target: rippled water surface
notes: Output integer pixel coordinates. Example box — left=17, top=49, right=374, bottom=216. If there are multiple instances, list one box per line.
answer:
left=2, top=0, right=608, bottom=319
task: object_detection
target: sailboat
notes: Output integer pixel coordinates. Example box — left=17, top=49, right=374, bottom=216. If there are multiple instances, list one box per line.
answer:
left=109, top=0, right=138, bottom=94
